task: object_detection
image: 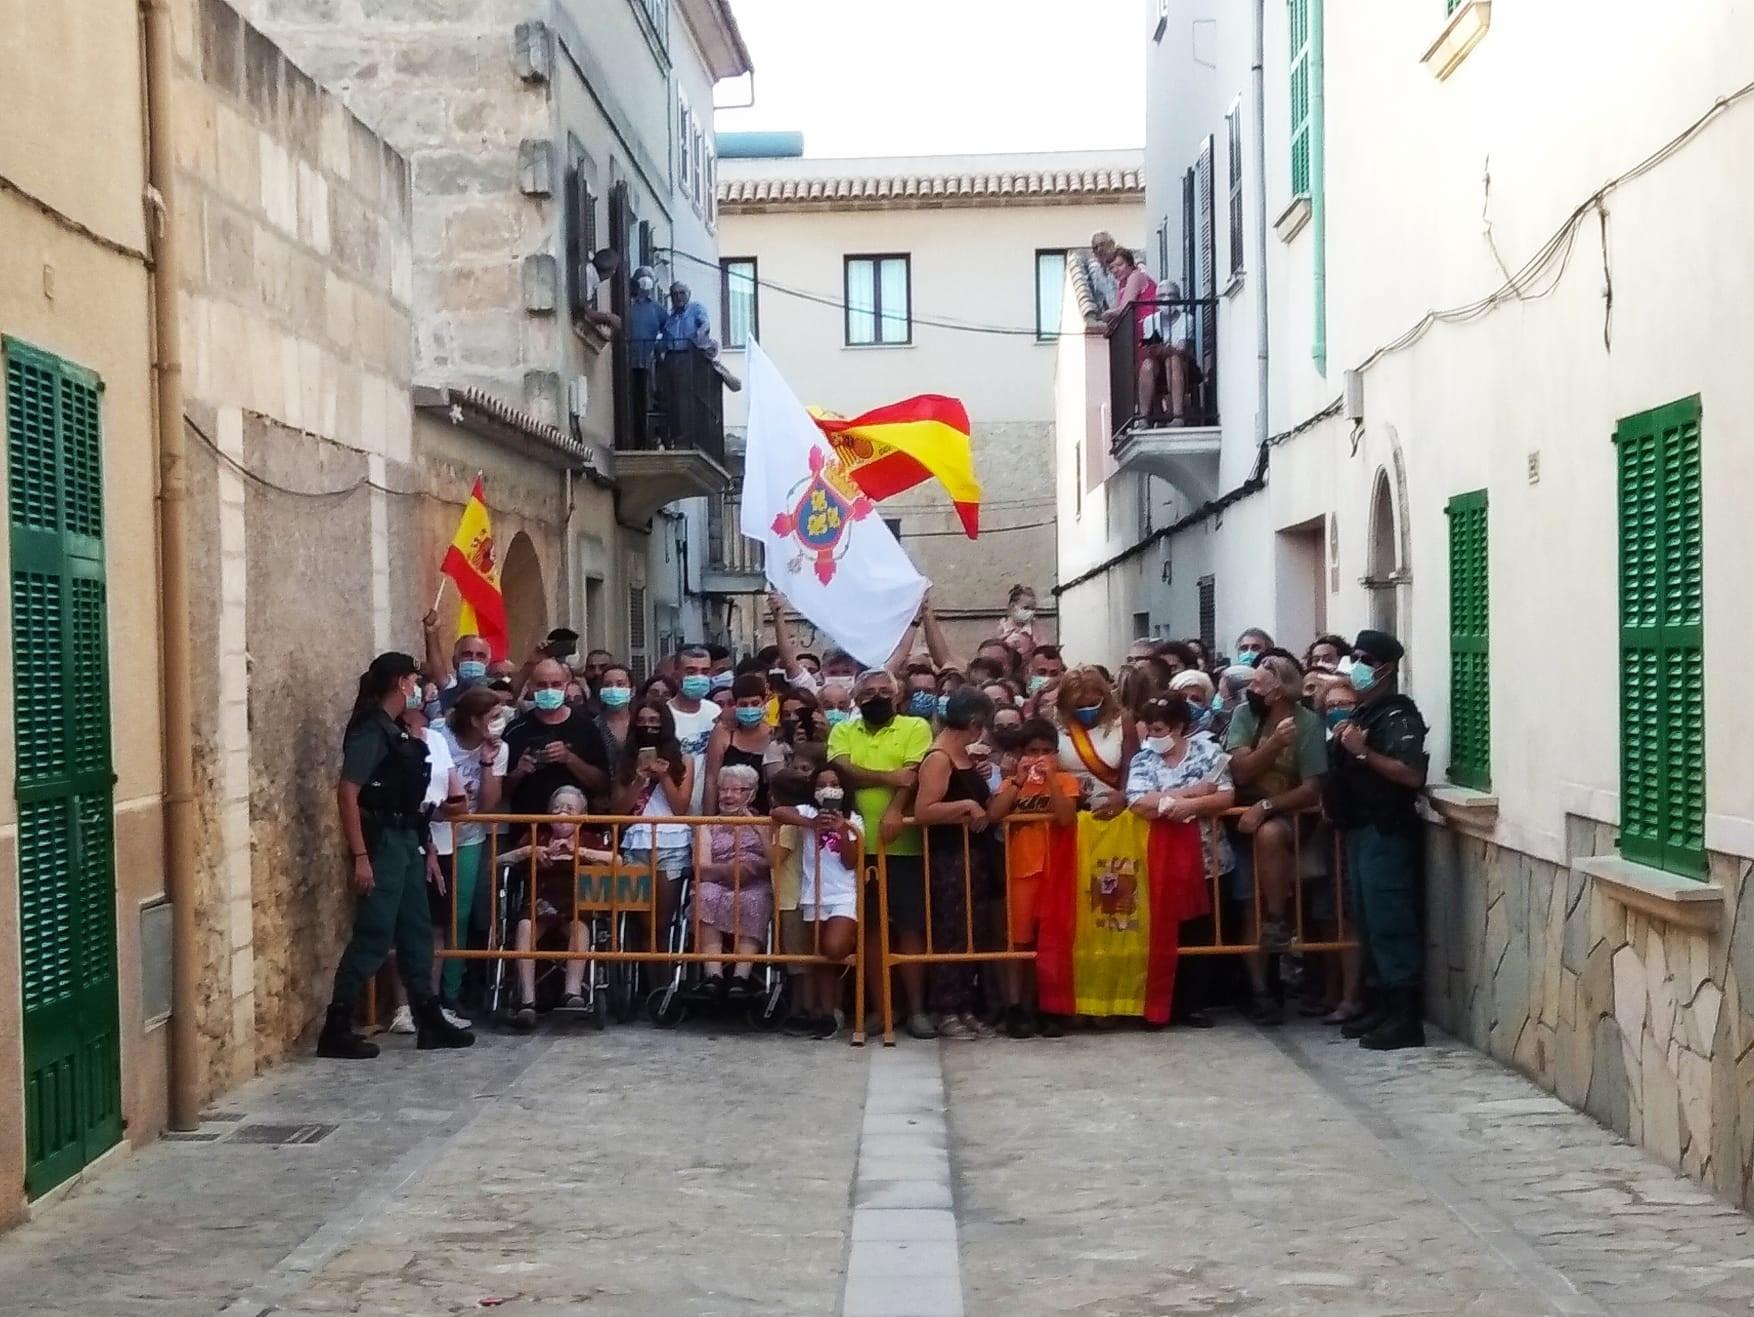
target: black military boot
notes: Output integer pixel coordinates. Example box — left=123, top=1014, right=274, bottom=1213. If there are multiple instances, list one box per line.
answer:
left=413, top=995, right=475, bottom=1050
left=1340, top=993, right=1393, bottom=1039
left=1359, top=989, right=1425, bottom=1051
left=316, top=1003, right=378, bottom=1060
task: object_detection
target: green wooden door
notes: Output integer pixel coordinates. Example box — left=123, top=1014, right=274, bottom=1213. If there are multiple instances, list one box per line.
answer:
left=4, top=339, right=121, bottom=1196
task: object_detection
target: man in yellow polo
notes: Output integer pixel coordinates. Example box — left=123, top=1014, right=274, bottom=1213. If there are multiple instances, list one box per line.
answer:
left=828, top=668, right=935, bottom=1039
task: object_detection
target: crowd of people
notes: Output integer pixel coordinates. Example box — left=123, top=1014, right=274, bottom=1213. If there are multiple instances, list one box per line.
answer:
left=316, top=584, right=1431, bottom=1060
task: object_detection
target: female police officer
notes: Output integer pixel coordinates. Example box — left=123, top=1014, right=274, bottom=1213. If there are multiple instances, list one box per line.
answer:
left=318, top=652, right=475, bottom=1058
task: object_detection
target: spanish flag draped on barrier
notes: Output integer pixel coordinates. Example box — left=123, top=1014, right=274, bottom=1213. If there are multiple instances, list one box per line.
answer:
left=811, top=395, right=983, bottom=538
left=441, top=476, right=509, bottom=660
left=1036, top=813, right=1194, bottom=1024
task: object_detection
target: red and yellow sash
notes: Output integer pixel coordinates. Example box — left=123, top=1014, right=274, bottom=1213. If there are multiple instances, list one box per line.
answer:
left=1065, top=718, right=1124, bottom=790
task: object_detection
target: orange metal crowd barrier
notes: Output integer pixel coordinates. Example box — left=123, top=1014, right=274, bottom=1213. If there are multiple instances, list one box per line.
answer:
left=869, top=805, right=1357, bottom=1044
left=430, top=813, right=868, bottom=1046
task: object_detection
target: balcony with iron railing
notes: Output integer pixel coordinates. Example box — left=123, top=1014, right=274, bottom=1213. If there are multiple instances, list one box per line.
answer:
left=612, top=343, right=735, bottom=523
left=1106, top=296, right=1223, bottom=504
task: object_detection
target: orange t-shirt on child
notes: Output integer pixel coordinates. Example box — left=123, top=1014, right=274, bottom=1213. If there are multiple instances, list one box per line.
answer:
left=1004, top=768, right=1079, bottom=945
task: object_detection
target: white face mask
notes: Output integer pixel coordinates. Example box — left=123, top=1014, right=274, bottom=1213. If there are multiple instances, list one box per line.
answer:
left=1144, top=733, right=1177, bottom=755
left=636, top=275, right=654, bottom=292
left=1012, top=607, right=1035, bottom=624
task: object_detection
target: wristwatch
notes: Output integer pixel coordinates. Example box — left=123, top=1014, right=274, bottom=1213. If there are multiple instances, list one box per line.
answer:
left=1259, top=799, right=1276, bottom=815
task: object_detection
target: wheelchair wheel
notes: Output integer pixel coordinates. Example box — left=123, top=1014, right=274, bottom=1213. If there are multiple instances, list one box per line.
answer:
left=586, top=997, right=609, bottom=1031
left=646, top=985, right=687, bottom=1029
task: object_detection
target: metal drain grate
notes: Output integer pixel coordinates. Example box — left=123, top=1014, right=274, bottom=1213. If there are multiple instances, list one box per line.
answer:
left=227, top=1122, right=338, bottom=1146
left=162, top=1130, right=225, bottom=1142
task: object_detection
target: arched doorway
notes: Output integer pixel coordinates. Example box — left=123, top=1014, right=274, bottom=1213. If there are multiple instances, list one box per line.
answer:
left=1367, top=469, right=1398, bottom=636
left=501, top=530, right=548, bottom=655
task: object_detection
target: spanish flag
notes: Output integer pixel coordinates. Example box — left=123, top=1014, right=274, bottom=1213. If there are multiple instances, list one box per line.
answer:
left=811, top=395, right=982, bottom=538
left=441, top=476, right=508, bottom=660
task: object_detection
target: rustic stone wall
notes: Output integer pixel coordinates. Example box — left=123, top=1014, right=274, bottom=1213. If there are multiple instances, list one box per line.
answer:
left=1426, top=819, right=1754, bottom=1206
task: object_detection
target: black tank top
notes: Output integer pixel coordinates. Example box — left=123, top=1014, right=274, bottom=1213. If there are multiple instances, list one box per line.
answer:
left=923, top=748, right=991, bottom=856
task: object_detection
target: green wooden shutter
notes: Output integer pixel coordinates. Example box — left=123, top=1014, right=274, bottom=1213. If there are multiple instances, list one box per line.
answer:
left=1447, top=0, right=1462, bottom=14
left=1616, top=395, right=1704, bottom=877
left=1288, top=0, right=1312, bottom=199
left=4, top=338, right=120, bottom=1196
left=1445, top=490, right=1490, bottom=790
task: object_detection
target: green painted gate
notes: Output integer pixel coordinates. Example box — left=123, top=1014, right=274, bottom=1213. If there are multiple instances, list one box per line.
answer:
left=3, top=339, right=121, bottom=1196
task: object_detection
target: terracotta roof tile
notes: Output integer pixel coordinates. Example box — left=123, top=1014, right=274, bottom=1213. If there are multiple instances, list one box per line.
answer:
left=720, top=165, right=1145, bottom=213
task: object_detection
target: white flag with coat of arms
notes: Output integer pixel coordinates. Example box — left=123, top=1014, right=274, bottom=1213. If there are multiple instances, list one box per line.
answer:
left=739, top=339, right=929, bottom=668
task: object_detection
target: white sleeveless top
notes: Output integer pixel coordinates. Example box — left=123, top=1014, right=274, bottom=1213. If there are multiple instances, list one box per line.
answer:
left=1058, top=720, right=1127, bottom=795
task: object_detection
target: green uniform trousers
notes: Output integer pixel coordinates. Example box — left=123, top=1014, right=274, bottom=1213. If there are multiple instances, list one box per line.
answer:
left=1346, top=824, right=1422, bottom=990
left=331, top=825, right=434, bottom=1006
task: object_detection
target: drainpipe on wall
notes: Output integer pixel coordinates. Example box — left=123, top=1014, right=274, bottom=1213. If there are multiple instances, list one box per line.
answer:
left=1310, top=0, right=1328, bottom=375
left=1251, top=0, right=1271, bottom=450
left=142, top=0, right=201, bottom=1132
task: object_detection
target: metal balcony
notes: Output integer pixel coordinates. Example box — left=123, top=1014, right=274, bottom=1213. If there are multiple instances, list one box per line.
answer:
left=613, top=345, right=734, bottom=524
left=1107, top=297, right=1222, bottom=503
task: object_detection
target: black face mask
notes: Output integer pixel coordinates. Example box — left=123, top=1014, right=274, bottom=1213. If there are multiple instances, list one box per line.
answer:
left=992, top=725, right=1024, bottom=752
left=1246, top=691, right=1270, bottom=718
left=859, top=695, right=895, bottom=727
left=634, top=728, right=662, bottom=748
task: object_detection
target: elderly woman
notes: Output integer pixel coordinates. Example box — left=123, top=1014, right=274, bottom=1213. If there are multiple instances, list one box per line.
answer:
left=692, top=764, right=773, bottom=994
left=502, top=785, right=615, bottom=1031
left=1055, top=666, right=1135, bottom=818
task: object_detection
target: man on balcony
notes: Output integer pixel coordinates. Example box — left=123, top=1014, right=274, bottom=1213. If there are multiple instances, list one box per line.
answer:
left=661, top=280, right=718, bottom=357
left=627, top=266, right=665, bottom=447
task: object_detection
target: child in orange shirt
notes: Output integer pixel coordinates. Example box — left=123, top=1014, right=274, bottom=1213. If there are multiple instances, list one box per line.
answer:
left=988, top=718, right=1078, bottom=1038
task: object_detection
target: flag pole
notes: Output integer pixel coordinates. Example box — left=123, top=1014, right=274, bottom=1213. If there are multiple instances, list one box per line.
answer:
left=432, top=576, right=448, bottom=615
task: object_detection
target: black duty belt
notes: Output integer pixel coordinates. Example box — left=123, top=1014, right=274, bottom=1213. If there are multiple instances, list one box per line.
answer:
left=362, top=811, right=426, bottom=830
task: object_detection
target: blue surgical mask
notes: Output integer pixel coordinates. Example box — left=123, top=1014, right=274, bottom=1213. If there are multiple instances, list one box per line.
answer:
left=1210, top=694, right=1225, bottom=713
left=709, top=671, right=734, bottom=692
left=824, top=708, right=852, bottom=727
left=735, top=706, right=764, bottom=727
left=1027, top=675, right=1049, bottom=695
left=908, top=691, right=936, bottom=718
left=599, top=686, right=631, bottom=709
left=680, top=675, right=712, bottom=700
left=935, top=695, right=950, bottom=718
left=533, top=688, right=566, bottom=712
left=1236, top=650, right=1259, bottom=668
left=1349, top=662, right=1379, bottom=694
left=1325, top=707, right=1352, bottom=729
left=1192, top=705, right=1214, bottom=731
left=458, top=660, right=488, bottom=682
left=1074, top=705, right=1102, bottom=727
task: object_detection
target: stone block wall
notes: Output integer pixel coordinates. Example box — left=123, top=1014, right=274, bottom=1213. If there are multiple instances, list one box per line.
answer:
left=1426, top=819, right=1754, bottom=1207
left=222, top=0, right=552, bottom=408
left=174, top=0, right=418, bottom=1094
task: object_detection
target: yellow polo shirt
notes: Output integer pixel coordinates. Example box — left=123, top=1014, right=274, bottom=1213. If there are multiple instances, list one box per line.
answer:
left=826, top=715, right=932, bottom=857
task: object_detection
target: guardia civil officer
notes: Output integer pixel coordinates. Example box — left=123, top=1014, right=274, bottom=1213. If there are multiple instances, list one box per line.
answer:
left=318, top=652, right=475, bottom=1059
left=1323, top=629, right=1430, bottom=1051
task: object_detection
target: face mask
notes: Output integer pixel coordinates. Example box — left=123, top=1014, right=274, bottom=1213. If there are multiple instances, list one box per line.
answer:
left=936, top=695, right=950, bottom=719
left=1191, top=705, right=1214, bottom=731
left=1012, top=607, right=1035, bottom=624
left=1236, top=651, right=1260, bottom=668
left=907, top=691, right=936, bottom=718
left=458, top=660, right=488, bottom=682
left=637, top=274, right=655, bottom=292
left=1245, top=691, right=1269, bottom=718
left=1210, top=694, right=1225, bottom=713
left=1027, top=675, right=1049, bottom=695
left=533, top=688, right=566, bottom=712
left=600, top=686, right=631, bottom=709
left=1312, top=659, right=1338, bottom=674
left=1074, top=704, right=1102, bottom=727
left=488, top=709, right=513, bottom=738
left=680, top=675, right=712, bottom=700
left=815, top=788, right=845, bottom=811
left=768, top=668, right=788, bottom=688
left=789, top=668, right=820, bottom=695
left=1349, top=662, right=1379, bottom=693
left=634, top=727, right=662, bottom=748
left=1144, top=734, right=1177, bottom=755
left=1325, top=707, right=1352, bottom=729
left=735, top=706, right=764, bottom=727
left=859, top=695, right=895, bottom=727
left=824, top=708, right=852, bottom=727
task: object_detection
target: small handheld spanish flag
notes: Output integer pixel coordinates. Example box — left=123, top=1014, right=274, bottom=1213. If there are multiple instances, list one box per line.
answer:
left=440, top=476, right=509, bottom=660
left=811, top=395, right=983, bottom=538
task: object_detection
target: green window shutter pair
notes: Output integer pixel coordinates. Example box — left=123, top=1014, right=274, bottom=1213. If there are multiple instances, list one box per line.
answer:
left=1447, top=0, right=1462, bottom=14
left=3, top=338, right=120, bottom=1197
left=1288, top=0, right=1311, bottom=199
left=1616, top=395, right=1704, bottom=878
left=1445, top=491, right=1489, bottom=790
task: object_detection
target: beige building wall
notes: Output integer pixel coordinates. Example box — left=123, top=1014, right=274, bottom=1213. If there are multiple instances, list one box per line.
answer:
left=0, top=3, right=168, bottom=1220
left=171, top=0, right=417, bottom=1093
left=719, top=152, right=1144, bottom=657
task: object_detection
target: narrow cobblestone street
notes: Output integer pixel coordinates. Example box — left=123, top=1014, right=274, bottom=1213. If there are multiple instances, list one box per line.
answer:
left=2, top=1019, right=1751, bottom=1316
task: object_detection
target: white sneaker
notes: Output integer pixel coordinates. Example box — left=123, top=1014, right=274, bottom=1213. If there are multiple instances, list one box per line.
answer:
left=388, top=1004, right=416, bottom=1035
left=441, top=1007, right=473, bottom=1031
